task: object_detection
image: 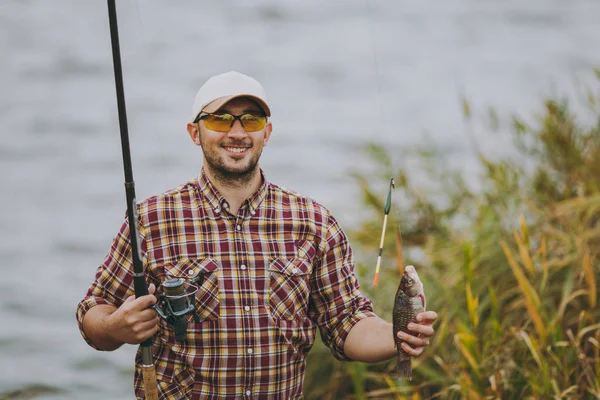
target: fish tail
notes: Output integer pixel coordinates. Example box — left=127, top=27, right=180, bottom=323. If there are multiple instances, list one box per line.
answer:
left=397, top=358, right=412, bottom=380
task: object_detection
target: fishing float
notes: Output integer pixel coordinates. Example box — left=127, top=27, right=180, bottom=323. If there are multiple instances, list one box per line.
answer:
left=372, top=178, right=395, bottom=287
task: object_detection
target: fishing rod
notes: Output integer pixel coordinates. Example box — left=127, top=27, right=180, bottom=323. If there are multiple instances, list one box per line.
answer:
left=106, top=1, right=158, bottom=399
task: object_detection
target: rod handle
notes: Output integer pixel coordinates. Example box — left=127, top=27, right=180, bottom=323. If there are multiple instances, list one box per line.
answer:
left=141, top=365, right=159, bottom=400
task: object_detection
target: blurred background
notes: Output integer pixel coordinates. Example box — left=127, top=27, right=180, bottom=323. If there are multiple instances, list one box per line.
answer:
left=1, top=0, right=599, bottom=399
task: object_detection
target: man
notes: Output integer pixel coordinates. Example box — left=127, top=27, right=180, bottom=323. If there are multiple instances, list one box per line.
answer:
left=76, top=71, right=438, bottom=399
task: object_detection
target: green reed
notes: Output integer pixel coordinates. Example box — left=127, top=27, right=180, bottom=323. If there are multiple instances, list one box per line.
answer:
left=303, top=69, right=600, bottom=399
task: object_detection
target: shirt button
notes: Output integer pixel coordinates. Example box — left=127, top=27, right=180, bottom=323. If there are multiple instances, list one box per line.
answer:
left=246, top=390, right=251, bottom=396
left=247, top=348, right=253, bottom=354
left=214, top=207, right=220, bottom=213
left=188, top=269, right=195, bottom=275
left=223, top=202, right=229, bottom=209
left=244, top=306, right=250, bottom=312
left=292, top=268, right=298, bottom=274
left=240, top=264, right=247, bottom=270
left=236, top=225, right=241, bottom=231
left=250, top=209, right=256, bottom=215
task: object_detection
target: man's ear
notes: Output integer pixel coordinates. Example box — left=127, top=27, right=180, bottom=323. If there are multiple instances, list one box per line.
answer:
left=263, top=122, right=273, bottom=146
left=187, top=122, right=201, bottom=146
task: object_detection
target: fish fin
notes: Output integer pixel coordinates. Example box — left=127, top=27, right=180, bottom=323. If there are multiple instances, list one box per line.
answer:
left=397, top=359, right=412, bottom=380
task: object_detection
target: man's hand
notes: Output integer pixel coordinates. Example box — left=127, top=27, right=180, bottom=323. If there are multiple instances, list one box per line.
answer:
left=396, top=310, right=438, bottom=356
left=104, top=283, right=160, bottom=345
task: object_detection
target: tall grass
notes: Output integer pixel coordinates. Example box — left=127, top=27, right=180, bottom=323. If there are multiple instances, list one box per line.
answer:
left=304, top=70, right=600, bottom=399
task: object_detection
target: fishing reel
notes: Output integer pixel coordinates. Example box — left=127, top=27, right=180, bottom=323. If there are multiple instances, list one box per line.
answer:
left=153, top=273, right=204, bottom=342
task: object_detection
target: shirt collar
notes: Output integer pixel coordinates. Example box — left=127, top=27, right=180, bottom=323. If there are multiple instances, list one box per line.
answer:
left=196, top=167, right=269, bottom=215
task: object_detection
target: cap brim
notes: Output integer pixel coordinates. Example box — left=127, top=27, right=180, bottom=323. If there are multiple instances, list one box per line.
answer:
left=202, top=95, right=271, bottom=116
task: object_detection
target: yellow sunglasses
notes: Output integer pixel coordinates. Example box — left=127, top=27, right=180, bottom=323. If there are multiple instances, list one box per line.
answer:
left=195, top=112, right=267, bottom=133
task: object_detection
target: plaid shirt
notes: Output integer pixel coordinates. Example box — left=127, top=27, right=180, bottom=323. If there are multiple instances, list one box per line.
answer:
left=76, top=169, right=375, bottom=399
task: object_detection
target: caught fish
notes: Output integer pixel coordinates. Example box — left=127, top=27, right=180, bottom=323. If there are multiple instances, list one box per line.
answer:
left=393, top=265, right=426, bottom=380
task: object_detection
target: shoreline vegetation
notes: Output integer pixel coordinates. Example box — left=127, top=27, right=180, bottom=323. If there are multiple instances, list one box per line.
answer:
left=305, top=69, right=600, bottom=399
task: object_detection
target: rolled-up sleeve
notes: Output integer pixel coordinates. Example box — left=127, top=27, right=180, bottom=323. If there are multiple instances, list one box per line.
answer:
left=76, top=215, right=144, bottom=350
left=308, top=214, right=376, bottom=361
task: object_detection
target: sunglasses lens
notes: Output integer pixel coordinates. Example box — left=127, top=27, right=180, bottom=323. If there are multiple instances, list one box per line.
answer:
left=203, top=114, right=234, bottom=132
left=240, top=114, right=266, bottom=132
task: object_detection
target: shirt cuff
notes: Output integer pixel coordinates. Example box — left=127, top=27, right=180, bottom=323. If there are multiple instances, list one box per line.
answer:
left=76, top=296, right=114, bottom=350
left=331, top=309, right=378, bottom=361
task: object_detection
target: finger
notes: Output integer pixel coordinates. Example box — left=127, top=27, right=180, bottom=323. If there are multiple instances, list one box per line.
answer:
left=122, top=294, right=136, bottom=305
left=415, top=311, right=438, bottom=323
left=138, top=308, right=158, bottom=322
left=132, top=293, right=158, bottom=310
left=407, top=322, right=435, bottom=338
left=148, top=283, right=156, bottom=295
left=144, top=320, right=160, bottom=338
left=135, top=316, right=160, bottom=334
left=397, top=331, right=430, bottom=347
left=400, top=342, right=425, bottom=357
left=131, top=321, right=160, bottom=344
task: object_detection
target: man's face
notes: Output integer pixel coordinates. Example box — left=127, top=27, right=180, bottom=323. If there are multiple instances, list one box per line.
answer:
left=187, top=97, right=272, bottom=180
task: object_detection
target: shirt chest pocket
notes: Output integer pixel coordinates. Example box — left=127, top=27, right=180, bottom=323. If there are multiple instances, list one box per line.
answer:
left=268, top=257, right=312, bottom=321
left=164, top=258, right=221, bottom=322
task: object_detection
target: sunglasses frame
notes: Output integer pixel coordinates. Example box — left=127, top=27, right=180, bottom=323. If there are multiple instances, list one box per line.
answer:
left=194, top=112, right=267, bottom=132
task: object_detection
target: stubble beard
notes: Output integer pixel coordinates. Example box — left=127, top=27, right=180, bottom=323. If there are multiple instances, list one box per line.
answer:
left=201, top=143, right=263, bottom=188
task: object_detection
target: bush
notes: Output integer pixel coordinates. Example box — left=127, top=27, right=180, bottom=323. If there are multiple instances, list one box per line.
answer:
left=304, top=70, right=600, bottom=399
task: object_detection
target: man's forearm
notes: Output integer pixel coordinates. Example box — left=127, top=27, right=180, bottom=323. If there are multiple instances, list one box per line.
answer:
left=82, top=304, right=124, bottom=351
left=343, top=317, right=396, bottom=362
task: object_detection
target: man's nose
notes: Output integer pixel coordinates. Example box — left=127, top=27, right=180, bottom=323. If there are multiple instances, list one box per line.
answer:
left=227, top=120, right=248, bottom=138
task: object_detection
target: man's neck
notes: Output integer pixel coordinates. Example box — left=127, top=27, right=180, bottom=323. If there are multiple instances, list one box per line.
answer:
left=204, top=166, right=262, bottom=214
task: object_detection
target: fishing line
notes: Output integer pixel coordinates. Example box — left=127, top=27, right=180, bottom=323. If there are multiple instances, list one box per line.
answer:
left=129, top=0, right=171, bottom=193
left=134, top=0, right=143, bottom=27
left=364, top=0, right=396, bottom=183
left=365, top=0, right=409, bottom=279
left=364, top=0, right=387, bottom=138
left=365, top=0, right=387, bottom=280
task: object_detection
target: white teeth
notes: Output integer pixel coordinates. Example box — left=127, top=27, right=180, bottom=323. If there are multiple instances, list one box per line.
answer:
left=225, top=147, right=247, bottom=153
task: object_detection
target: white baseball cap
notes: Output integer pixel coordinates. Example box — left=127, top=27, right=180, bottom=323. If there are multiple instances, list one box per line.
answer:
left=191, top=71, right=271, bottom=121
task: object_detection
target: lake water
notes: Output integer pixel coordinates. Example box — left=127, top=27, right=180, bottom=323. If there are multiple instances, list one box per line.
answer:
left=1, top=0, right=599, bottom=398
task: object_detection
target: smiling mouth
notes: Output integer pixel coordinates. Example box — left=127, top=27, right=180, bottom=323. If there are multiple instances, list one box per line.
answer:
left=224, top=146, right=249, bottom=154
